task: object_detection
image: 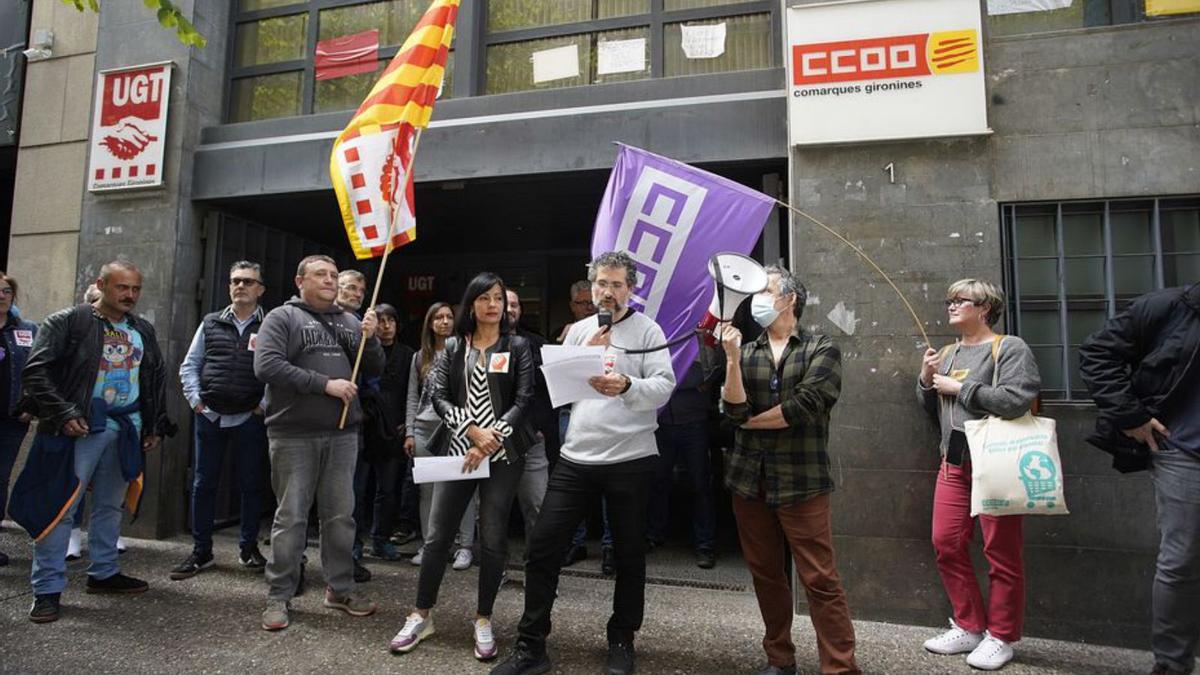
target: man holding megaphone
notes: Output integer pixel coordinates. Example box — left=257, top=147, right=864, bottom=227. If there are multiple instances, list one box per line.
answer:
left=720, top=265, right=861, bottom=675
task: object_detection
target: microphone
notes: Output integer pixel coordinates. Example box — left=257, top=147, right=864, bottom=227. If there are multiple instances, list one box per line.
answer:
left=598, top=309, right=613, bottom=329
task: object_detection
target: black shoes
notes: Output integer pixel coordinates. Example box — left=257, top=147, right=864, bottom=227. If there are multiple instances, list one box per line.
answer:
left=601, top=547, right=616, bottom=576
left=0, top=550, right=8, bottom=567
left=86, top=572, right=149, bottom=594
left=606, top=641, right=636, bottom=675
left=488, top=645, right=552, bottom=675
left=354, top=559, right=372, bottom=583
left=170, top=550, right=215, bottom=580
left=239, top=545, right=268, bottom=569
left=696, top=550, right=716, bottom=569
left=563, top=543, right=587, bottom=567
left=29, top=593, right=61, bottom=623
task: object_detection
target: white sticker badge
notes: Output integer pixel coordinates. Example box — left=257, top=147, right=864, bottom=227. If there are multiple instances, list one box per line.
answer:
left=14, top=330, right=33, bottom=347
left=247, top=332, right=258, bottom=351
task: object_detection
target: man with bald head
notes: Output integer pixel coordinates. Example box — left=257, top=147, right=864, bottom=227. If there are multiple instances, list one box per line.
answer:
left=16, top=260, right=173, bottom=623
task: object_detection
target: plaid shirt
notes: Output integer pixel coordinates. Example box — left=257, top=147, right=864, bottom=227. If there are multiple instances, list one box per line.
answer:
left=723, top=329, right=841, bottom=507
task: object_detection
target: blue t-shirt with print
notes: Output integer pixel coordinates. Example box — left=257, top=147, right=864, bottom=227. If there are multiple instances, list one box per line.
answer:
left=93, top=318, right=143, bottom=432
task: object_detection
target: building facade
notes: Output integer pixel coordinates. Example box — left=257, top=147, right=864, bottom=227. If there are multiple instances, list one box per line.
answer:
left=2, top=0, right=1197, bottom=647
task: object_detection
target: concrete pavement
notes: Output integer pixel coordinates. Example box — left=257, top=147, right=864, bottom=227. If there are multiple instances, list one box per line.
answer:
left=0, top=526, right=1156, bottom=674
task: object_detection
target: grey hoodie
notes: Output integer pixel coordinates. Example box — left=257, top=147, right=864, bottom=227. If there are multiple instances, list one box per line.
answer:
left=253, top=296, right=384, bottom=435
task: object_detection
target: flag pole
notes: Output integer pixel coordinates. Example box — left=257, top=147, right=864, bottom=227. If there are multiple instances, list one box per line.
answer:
left=775, top=199, right=931, bottom=349
left=338, top=127, right=426, bottom=429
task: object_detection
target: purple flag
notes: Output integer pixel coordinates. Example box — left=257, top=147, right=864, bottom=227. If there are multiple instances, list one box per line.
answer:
left=591, top=144, right=775, bottom=382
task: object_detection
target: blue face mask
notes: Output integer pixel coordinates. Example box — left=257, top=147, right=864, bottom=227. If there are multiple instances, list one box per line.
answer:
left=751, top=293, right=781, bottom=328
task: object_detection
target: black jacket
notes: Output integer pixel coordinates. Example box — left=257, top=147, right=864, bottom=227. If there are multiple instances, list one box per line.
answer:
left=362, top=340, right=415, bottom=459
left=21, top=304, right=174, bottom=439
left=199, top=307, right=265, bottom=414
left=429, top=333, right=536, bottom=459
left=1079, top=282, right=1200, bottom=473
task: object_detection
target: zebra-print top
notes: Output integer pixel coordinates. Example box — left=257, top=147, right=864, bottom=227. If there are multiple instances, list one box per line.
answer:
left=444, top=357, right=512, bottom=463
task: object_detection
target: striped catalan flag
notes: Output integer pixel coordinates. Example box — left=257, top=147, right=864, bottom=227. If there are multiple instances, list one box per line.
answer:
left=330, top=0, right=459, bottom=259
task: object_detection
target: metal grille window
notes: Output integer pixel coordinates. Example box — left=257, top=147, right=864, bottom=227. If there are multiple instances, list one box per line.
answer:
left=1002, top=196, right=1200, bottom=401
left=483, top=0, right=777, bottom=95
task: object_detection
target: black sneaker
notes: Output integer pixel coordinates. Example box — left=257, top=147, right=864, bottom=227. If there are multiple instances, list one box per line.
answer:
left=390, top=529, right=419, bottom=545
left=606, top=641, right=635, bottom=675
left=488, top=645, right=552, bottom=675
left=601, top=547, right=616, bottom=576
left=696, top=550, right=716, bottom=569
left=86, top=572, right=149, bottom=594
left=29, top=593, right=61, bottom=623
left=239, top=545, right=267, bottom=570
left=354, top=559, right=372, bottom=583
left=0, top=550, right=9, bottom=567
left=562, top=543, right=587, bottom=567
left=170, top=550, right=215, bottom=580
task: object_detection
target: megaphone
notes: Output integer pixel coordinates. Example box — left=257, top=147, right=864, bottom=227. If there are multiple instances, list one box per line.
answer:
left=698, top=252, right=769, bottom=345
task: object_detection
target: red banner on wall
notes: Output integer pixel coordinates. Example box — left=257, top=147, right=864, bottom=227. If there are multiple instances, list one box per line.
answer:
left=316, top=29, right=380, bottom=80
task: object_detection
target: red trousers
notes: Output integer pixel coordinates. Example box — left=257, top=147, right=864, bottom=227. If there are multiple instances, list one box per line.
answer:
left=733, top=492, right=860, bottom=675
left=932, top=460, right=1025, bottom=642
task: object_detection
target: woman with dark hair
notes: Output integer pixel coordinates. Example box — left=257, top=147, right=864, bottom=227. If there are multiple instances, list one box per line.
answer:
left=917, top=279, right=1041, bottom=671
left=0, top=271, right=36, bottom=568
left=404, top=302, right=476, bottom=567
left=354, top=303, right=415, bottom=560
left=391, top=272, right=537, bottom=661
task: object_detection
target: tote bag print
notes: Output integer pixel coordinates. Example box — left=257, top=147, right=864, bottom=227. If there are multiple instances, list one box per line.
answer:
left=966, top=414, right=1068, bottom=516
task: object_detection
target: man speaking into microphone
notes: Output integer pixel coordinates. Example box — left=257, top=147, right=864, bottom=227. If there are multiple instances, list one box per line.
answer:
left=491, top=250, right=676, bottom=675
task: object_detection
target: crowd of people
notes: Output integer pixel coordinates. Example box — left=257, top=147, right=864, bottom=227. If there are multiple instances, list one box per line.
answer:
left=0, top=251, right=1195, bottom=675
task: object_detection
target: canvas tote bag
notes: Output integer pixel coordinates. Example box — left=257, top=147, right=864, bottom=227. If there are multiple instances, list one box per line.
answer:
left=965, top=336, right=1069, bottom=517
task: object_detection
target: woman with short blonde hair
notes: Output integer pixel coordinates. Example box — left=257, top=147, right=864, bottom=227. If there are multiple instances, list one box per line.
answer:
left=915, top=278, right=1041, bottom=671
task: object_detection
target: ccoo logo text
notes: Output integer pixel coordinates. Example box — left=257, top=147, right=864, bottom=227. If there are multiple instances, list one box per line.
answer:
left=792, top=30, right=978, bottom=86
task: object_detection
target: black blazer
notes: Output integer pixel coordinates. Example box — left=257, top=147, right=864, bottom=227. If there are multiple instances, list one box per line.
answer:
left=429, top=333, right=537, bottom=459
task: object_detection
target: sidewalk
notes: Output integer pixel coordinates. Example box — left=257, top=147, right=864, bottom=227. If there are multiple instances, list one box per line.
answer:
left=0, top=526, right=1154, bottom=674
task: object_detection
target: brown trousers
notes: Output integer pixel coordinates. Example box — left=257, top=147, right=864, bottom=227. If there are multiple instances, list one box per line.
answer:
left=732, top=492, right=860, bottom=675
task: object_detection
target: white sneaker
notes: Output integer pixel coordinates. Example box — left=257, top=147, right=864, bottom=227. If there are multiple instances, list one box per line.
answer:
left=66, top=528, right=83, bottom=561
left=410, top=546, right=424, bottom=567
left=117, top=537, right=128, bottom=553
left=452, top=548, right=473, bottom=570
left=966, top=633, right=1014, bottom=670
left=390, top=612, right=435, bottom=653
left=923, top=619, right=984, bottom=655
left=473, top=617, right=498, bottom=660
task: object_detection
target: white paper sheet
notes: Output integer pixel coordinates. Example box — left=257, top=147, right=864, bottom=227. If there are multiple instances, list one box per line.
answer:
left=597, top=38, right=646, bottom=75
left=540, top=351, right=606, bottom=409
left=541, top=344, right=606, bottom=365
left=680, top=22, right=726, bottom=59
left=531, top=44, right=580, bottom=83
left=986, top=0, right=1072, bottom=14
left=412, top=455, right=491, bottom=484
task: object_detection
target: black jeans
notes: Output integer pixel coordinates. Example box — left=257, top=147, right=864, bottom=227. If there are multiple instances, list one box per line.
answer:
left=416, top=455, right=524, bottom=616
left=517, top=455, right=657, bottom=652
left=354, top=450, right=404, bottom=544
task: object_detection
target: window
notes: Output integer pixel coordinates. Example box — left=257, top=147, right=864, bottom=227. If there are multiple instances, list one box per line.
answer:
left=228, top=0, right=452, bottom=123
left=484, top=0, right=776, bottom=95
left=987, top=0, right=1199, bottom=38
left=1002, top=196, right=1200, bottom=401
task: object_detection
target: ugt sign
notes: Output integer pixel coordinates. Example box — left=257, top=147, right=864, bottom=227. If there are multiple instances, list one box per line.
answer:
left=87, top=62, right=173, bottom=192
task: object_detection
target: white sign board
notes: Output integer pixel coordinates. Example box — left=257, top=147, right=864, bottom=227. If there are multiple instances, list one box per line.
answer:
left=87, top=62, right=172, bottom=191
left=786, top=0, right=989, bottom=145
left=531, top=44, right=579, bottom=84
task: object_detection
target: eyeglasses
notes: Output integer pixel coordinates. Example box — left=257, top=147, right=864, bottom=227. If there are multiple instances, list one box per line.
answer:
left=944, top=297, right=980, bottom=308
left=570, top=300, right=595, bottom=307
left=230, top=278, right=262, bottom=287
left=0, top=288, right=12, bottom=297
